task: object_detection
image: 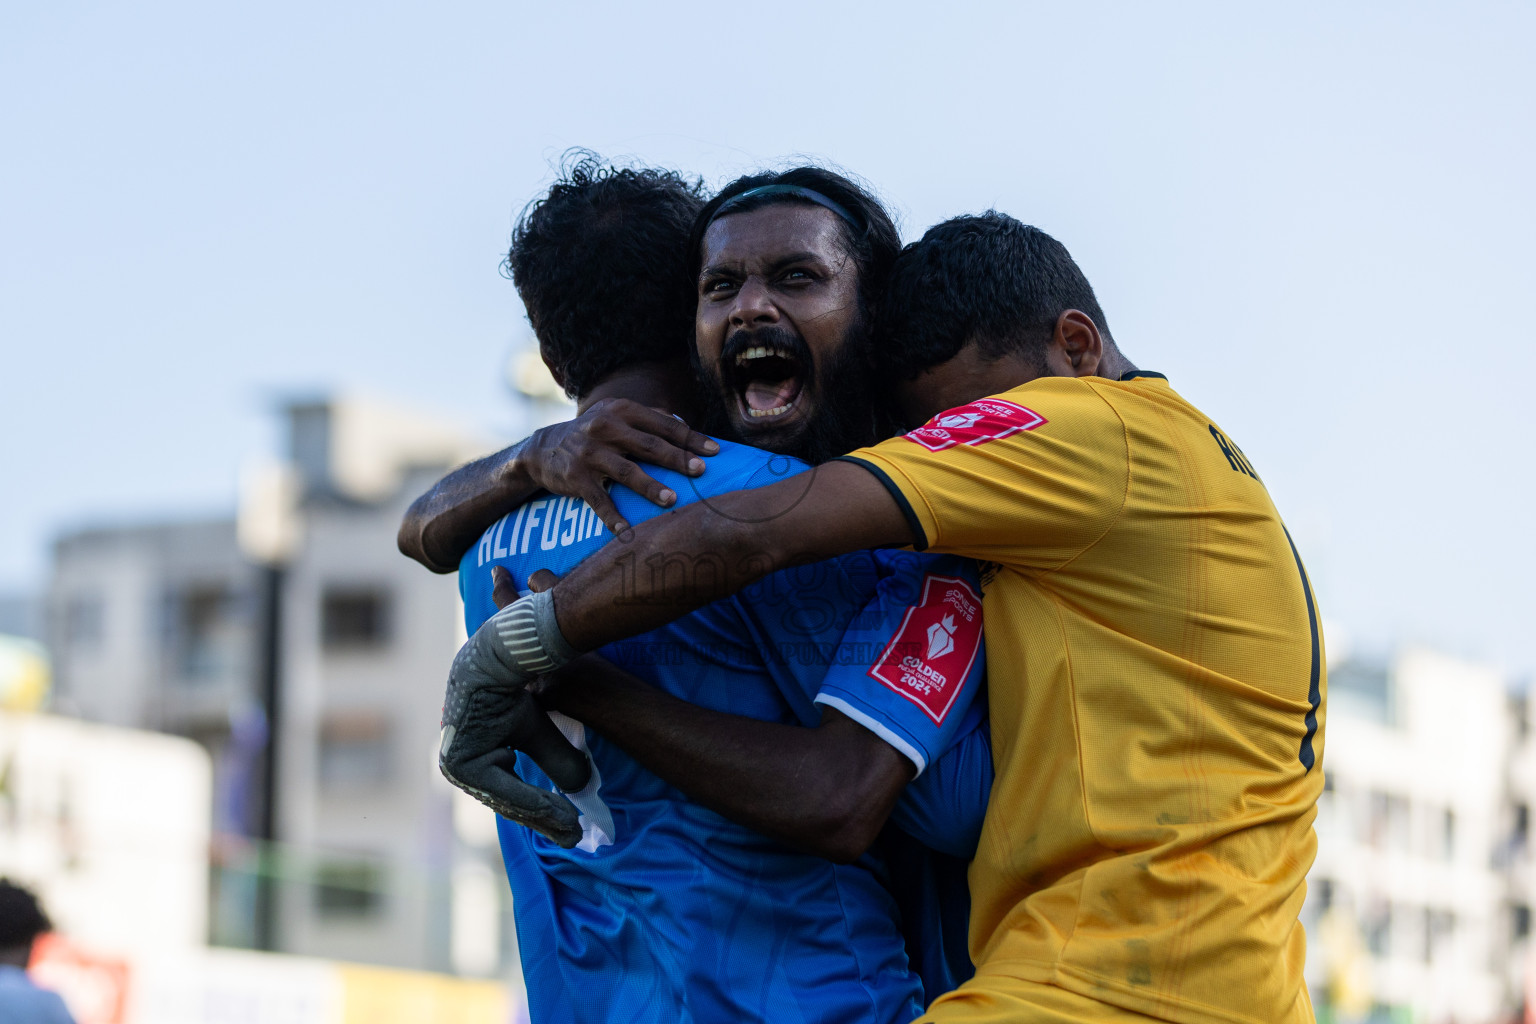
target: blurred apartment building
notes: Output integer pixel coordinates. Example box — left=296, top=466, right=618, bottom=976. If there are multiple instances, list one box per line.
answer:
left=1303, top=648, right=1533, bottom=1023
left=41, top=395, right=520, bottom=978
left=1505, top=690, right=1536, bottom=1022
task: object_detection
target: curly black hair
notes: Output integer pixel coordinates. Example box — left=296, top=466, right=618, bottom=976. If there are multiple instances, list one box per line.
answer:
left=686, top=166, right=901, bottom=323
left=506, top=151, right=706, bottom=399
left=878, top=211, right=1114, bottom=381
left=0, top=878, right=52, bottom=948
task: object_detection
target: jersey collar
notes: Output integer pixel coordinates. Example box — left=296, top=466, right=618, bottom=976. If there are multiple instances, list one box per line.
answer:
left=1119, top=370, right=1167, bottom=382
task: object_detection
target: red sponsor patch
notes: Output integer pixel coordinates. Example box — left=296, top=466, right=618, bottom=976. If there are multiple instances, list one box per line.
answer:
left=903, top=398, right=1046, bottom=452
left=868, top=574, right=983, bottom=724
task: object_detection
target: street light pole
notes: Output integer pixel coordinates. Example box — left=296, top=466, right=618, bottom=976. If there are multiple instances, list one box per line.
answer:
left=252, top=560, right=285, bottom=952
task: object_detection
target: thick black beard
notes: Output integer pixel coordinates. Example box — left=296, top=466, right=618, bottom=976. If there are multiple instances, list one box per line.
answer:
left=697, top=320, right=892, bottom=466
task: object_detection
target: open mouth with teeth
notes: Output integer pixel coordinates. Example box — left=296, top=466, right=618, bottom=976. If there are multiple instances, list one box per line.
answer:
left=728, top=343, right=808, bottom=423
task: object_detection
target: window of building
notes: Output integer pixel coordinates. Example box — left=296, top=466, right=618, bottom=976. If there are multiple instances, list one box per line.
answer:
left=318, top=712, right=393, bottom=788
left=1440, top=808, right=1456, bottom=861
left=1514, top=904, right=1531, bottom=943
left=1424, top=908, right=1456, bottom=965
left=321, top=587, right=391, bottom=650
left=1314, top=879, right=1334, bottom=913
left=1365, top=902, right=1392, bottom=957
left=168, top=584, right=246, bottom=683
left=1386, top=795, right=1411, bottom=852
left=1425, top=908, right=1449, bottom=964
left=1367, top=790, right=1390, bottom=849
left=312, top=859, right=384, bottom=917
left=1329, top=661, right=1394, bottom=725
left=64, top=595, right=104, bottom=651
left=178, top=586, right=227, bottom=678
left=1515, top=804, right=1529, bottom=851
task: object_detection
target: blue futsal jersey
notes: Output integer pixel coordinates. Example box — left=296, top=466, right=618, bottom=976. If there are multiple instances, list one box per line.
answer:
left=459, top=438, right=993, bottom=1024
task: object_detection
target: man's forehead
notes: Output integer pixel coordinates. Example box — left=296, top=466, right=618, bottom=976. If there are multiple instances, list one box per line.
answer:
left=701, top=205, right=848, bottom=269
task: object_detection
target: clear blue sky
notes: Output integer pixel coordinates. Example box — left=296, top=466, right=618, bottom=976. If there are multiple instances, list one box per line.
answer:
left=2, top=2, right=1532, bottom=671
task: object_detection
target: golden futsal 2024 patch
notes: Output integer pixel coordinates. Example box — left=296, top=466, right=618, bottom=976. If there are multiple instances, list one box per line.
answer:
left=866, top=574, right=983, bottom=724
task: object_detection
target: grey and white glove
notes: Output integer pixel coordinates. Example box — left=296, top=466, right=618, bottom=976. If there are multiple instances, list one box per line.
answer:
left=438, top=590, right=590, bottom=848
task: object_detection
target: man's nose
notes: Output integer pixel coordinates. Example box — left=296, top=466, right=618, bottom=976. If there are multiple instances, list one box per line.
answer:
left=728, top=276, right=779, bottom=329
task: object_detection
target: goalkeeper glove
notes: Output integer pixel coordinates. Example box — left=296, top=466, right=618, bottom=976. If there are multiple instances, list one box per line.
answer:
left=438, top=590, right=590, bottom=847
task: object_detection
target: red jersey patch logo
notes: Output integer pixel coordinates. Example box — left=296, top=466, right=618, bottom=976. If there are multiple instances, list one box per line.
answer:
left=903, top=398, right=1046, bottom=452
left=868, top=574, right=983, bottom=724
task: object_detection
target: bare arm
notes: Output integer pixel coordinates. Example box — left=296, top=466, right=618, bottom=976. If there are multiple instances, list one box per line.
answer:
left=397, top=398, right=720, bottom=573
left=552, top=459, right=915, bottom=650
left=542, top=656, right=912, bottom=863
left=398, top=437, right=537, bottom=574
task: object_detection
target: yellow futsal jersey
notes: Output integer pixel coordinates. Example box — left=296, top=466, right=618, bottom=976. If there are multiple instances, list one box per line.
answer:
left=843, top=372, right=1325, bottom=1024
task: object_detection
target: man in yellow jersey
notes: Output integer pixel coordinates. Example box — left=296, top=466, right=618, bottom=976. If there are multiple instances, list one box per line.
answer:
left=447, top=211, right=1325, bottom=1023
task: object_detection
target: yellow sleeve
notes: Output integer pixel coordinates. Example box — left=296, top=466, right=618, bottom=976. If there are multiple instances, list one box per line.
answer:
left=841, top=379, right=1129, bottom=570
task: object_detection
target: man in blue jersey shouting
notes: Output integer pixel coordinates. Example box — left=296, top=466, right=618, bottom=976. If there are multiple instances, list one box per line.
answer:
left=404, top=157, right=991, bottom=1022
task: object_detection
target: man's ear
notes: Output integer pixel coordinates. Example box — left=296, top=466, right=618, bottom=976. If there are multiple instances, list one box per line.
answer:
left=541, top=351, right=568, bottom=393
left=1045, top=310, right=1104, bottom=378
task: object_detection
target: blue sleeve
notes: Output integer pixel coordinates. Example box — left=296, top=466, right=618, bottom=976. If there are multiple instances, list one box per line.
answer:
left=888, top=716, right=992, bottom=859
left=741, top=452, right=810, bottom=490
left=457, top=549, right=496, bottom=634
left=728, top=550, right=883, bottom=728
left=609, top=442, right=809, bottom=524
left=810, top=550, right=988, bottom=775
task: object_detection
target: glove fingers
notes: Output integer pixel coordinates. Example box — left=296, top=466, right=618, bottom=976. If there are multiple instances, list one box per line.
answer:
left=444, top=746, right=584, bottom=849
left=501, top=695, right=592, bottom=793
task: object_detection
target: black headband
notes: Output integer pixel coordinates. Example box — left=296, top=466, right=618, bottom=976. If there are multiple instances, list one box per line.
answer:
left=707, top=184, right=861, bottom=230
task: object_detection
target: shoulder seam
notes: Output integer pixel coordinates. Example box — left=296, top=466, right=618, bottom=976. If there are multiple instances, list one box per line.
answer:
left=833, top=455, right=929, bottom=552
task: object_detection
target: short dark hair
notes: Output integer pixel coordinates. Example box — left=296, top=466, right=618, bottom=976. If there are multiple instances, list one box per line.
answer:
left=506, top=151, right=706, bottom=399
left=0, top=878, right=52, bottom=948
left=878, top=212, right=1114, bottom=380
left=686, top=166, right=901, bottom=318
